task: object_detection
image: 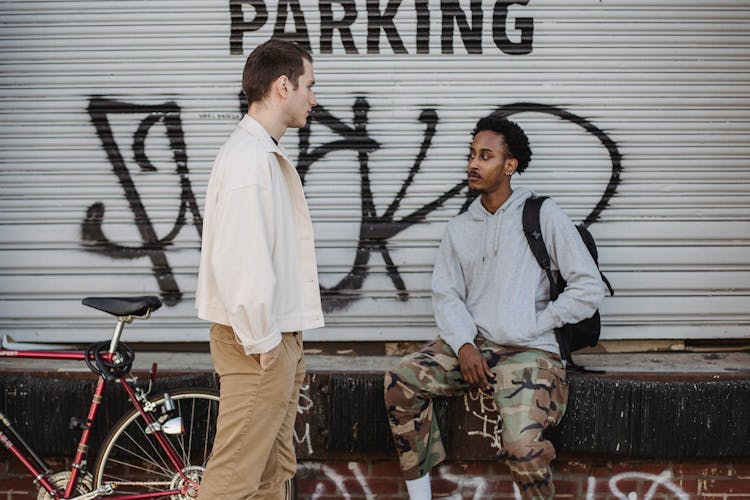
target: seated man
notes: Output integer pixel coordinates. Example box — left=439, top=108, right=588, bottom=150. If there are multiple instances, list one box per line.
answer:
left=384, top=114, right=605, bottom=500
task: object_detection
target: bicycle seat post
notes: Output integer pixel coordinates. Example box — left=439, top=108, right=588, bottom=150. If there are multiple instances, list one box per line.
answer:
left=108, top=317, right=129, bottom=354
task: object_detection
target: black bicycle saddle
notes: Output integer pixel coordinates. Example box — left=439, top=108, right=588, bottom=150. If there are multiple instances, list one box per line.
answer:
left=82, top=296, right=163, bottom=317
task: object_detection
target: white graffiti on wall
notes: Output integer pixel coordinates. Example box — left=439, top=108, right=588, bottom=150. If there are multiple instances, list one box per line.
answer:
left=298, top=461, right=689, bottom=499
left=292, top=381, right=690, bottom=498
left=437, top=465, right=489, bottom=499
left=605, top=470, right=690, bottom=500
left=459, top=390, right=690, bottom=499
left=292, top=382, right=690, bottom=498
left=294, top=381, right=315, bottom=455
left=464, top=388, right=503, bottom=451
left=304, top=462, right=375, bottom=500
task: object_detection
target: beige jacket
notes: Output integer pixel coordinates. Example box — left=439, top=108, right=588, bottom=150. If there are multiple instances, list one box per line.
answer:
left=196, top=115, right=324, bottom=354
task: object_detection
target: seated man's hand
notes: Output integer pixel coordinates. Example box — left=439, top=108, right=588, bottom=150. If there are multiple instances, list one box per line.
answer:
left=457, top=343, right=493, bottom=391
left=259, top=342, right=282, bottom=370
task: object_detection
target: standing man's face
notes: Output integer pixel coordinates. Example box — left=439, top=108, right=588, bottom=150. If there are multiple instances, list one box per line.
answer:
left=467, top=130, right=516, bottom=194
left=285, top=59, right=317, bottom=129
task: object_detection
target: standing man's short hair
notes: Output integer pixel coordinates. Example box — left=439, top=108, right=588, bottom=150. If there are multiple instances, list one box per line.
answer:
left=242, top=39, right=314, bottom=106
left=472, top=115, right=533, bottom=173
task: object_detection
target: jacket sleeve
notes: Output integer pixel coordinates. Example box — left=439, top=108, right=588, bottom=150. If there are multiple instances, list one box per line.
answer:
left=210, top=182, right=282, bottom=354
left=431, top=228, right=478, bottom=355
left=534, top=200, right=606, bottom=335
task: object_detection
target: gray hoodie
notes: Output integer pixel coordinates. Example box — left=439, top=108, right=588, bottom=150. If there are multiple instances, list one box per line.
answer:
left=432, top=186, right=606, bottom=356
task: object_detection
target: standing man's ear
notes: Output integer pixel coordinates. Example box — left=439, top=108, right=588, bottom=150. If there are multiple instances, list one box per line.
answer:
left=276, top=76, right=289, bottom=97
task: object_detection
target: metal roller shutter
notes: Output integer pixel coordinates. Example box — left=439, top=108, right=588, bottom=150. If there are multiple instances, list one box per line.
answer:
left=1, top=0, right=748, bottom=344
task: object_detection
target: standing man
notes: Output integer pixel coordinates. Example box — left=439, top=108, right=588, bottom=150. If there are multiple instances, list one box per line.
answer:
left=196, top=39, right=323, bottom=499
left=384, top=115, right=605, bottom=499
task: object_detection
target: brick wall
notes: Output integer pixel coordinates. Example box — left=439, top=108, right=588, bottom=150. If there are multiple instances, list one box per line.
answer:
left=295, top=459, right=749, bottom=499
left=2, top=361, right=748, bottom=499
left=1, top=457, right=64, bottom=500
left=2, top=456, right=749, bottom=499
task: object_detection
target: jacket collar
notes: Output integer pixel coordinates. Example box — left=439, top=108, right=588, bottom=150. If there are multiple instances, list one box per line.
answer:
left=238, top=114, right=292, bottom=163
left=467, top=186, right=534, bottom=220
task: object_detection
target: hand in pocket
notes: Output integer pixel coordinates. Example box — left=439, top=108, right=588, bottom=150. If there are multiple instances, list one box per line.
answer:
left=259, top=342, right=282, bottom=370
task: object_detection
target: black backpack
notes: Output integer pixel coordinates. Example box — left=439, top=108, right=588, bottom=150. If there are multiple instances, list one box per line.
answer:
left=522, top=196, right=614, bottom=371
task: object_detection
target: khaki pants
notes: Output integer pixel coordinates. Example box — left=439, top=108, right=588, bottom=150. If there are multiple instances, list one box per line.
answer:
left=198, top=323, right=304, bottom=500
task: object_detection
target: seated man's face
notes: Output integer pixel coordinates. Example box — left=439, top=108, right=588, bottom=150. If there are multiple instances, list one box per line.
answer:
left=467, top=130, right=514, bottom=194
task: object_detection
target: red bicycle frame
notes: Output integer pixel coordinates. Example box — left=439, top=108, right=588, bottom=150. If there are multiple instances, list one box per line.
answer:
left=0, top=348, right=196, bottom=499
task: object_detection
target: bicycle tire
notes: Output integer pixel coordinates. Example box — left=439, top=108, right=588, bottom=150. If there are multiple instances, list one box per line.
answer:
left=92, top=389, right=219, bottom=499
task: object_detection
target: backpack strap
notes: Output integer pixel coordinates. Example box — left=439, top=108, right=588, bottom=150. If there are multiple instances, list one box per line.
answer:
left=522, top=196, right=607, bottom=374
left=576, top=225, right=615, bottom=296
left=522, top=196, right=572, bottom=363
left=601, top=271, right=615, bottom=297
left=522, top=196, right=560, bottom=300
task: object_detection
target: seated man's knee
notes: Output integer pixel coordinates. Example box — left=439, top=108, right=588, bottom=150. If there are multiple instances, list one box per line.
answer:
left=384, top=369, right=407, bottom=407
left=384, top=359, right=422, bottom=407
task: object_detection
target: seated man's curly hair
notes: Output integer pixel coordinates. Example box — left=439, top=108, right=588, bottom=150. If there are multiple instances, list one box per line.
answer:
left=472, top=115, right=533, bottom=173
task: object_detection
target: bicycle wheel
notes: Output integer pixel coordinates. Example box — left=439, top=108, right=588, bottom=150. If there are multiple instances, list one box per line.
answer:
left=93, top=389, right=219, bottom=499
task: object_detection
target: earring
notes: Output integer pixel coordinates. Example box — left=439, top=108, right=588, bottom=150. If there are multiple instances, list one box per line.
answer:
left=505, top=171, right=513, bottom=176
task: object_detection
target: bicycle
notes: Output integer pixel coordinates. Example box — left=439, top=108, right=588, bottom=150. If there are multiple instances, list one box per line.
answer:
left=0, top=296, right=219, bottom=499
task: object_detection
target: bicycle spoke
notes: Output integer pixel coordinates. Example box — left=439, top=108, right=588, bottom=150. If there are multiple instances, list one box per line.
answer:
left=109, top=444, right=172, bottom=481
left=110, top=428, right=173, bottom=477
left=185, top=397, right=195, bottom=463
left=171, top=396, right=215, bottom=466
left=104, top=457, right=168, bottom=480
left=173, top=401, right=189, bottom=465
left=202, top=399, right=213, bottom=467
left=94, top=390, right=219, bottom=498
left=135, top=418, right=175, bottom=474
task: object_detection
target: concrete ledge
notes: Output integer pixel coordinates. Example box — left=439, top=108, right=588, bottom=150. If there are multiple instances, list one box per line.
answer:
left=0, top=352, right=748, bottom=460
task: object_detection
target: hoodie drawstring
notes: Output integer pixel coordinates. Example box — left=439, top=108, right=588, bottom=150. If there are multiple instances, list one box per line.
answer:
left=482, top=210, right=503, bottom=260
left=481, top=213, right=487, bottom=263
left=493, top=213, right=501, bottom=255
left=493, top=209, right=503, bottom=255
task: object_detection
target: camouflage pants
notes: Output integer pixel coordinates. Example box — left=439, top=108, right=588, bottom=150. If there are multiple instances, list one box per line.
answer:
left=384, top=336, right=569, bottom=500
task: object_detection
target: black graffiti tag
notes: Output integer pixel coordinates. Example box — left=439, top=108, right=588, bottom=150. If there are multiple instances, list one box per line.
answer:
left=490, top=103, right=622, bottom=228
left=83, top=98, right=203, bottom=306
left=82, top=95, right=620, bottom=311
left=297, top=99, right=622, bottom=312
left=296, top=98, right=466, bottom=312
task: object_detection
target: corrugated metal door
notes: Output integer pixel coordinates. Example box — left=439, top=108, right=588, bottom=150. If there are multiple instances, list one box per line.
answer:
left=1, top=0, right=748, bottom=344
